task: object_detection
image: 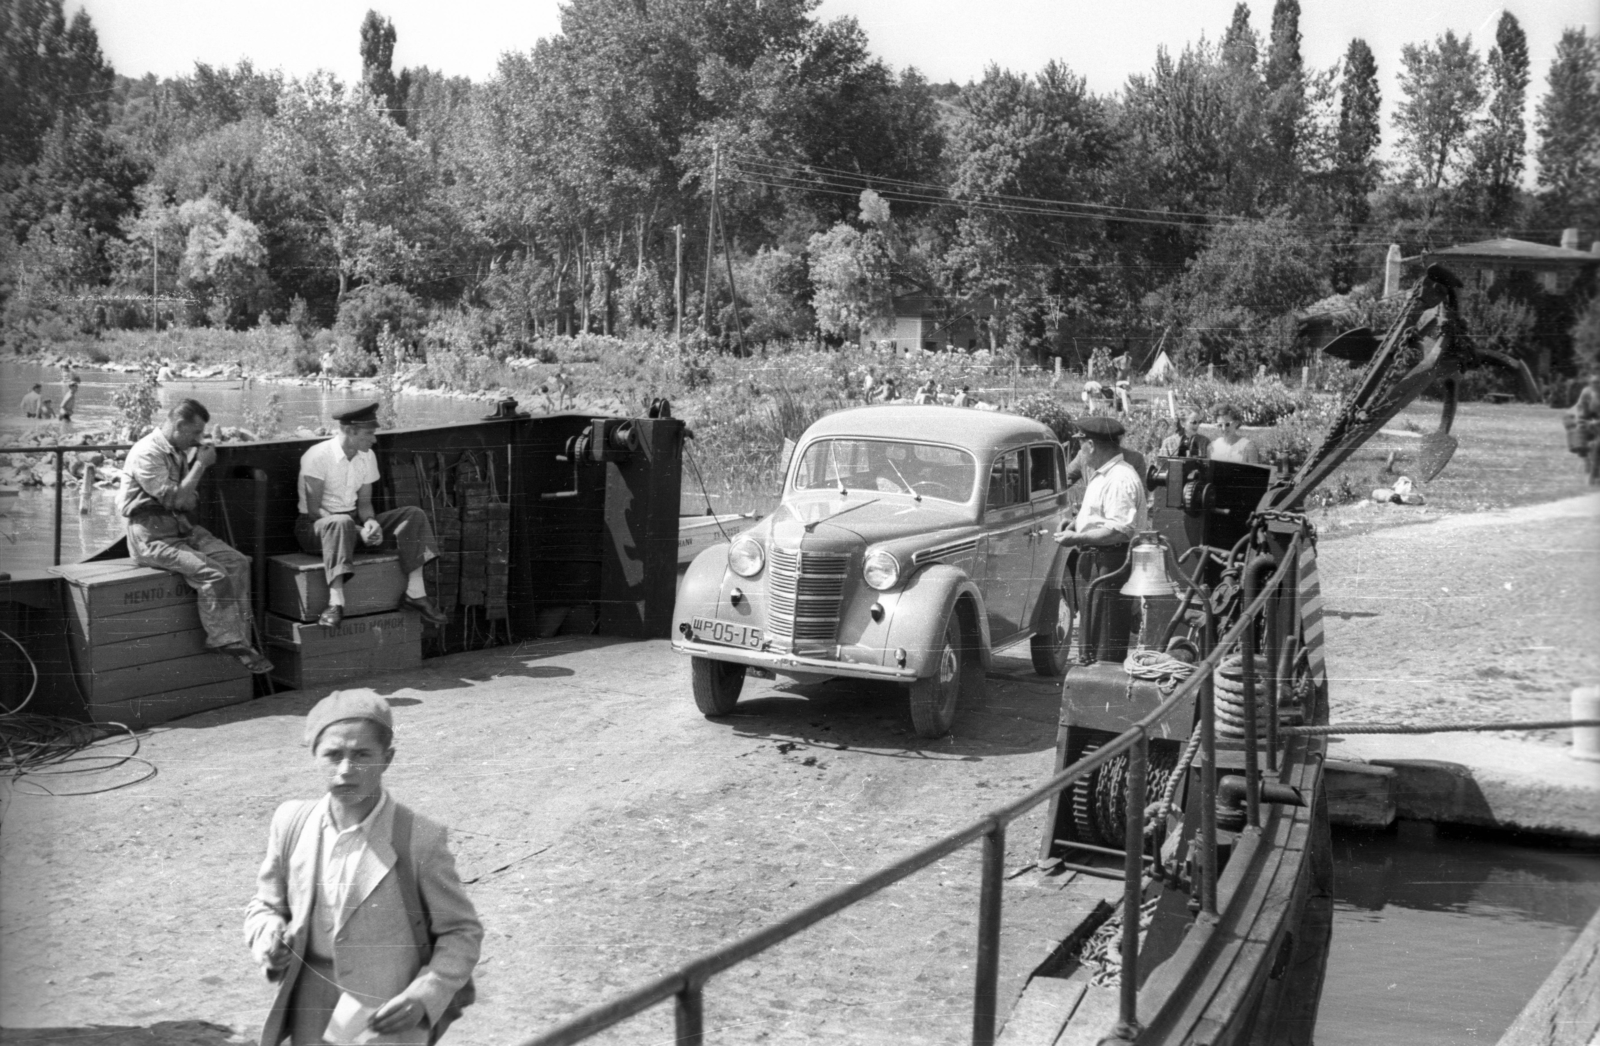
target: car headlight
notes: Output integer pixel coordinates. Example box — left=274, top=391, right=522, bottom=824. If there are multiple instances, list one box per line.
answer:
left=863, top=549, right=901, bottom=591
left=728, top=537, right=765, bottom=578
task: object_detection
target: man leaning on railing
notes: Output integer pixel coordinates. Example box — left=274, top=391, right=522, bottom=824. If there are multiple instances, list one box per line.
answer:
left=118, top=398, right=272, bottom=674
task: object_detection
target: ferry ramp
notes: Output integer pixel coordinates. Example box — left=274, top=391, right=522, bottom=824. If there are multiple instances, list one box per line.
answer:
left=0, top=636, right=1120, bottom=1046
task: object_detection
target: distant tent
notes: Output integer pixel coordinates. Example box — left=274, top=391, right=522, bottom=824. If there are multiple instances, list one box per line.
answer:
left=1144, top=350, right=1175, bottom=384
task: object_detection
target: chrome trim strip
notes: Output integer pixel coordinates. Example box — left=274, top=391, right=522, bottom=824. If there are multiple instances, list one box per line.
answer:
left=671, top=639, right=918, bottom=681
left=912, top=538, right=979, bottom=566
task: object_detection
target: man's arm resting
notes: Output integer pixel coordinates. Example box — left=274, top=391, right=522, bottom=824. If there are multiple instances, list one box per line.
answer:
left=301, top=475, right=327, bottom=519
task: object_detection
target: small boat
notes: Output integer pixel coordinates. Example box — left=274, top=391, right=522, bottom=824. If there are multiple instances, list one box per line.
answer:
left=678, top=512, right=755, bottom=566
left=159, top=376, right=244, bottom=391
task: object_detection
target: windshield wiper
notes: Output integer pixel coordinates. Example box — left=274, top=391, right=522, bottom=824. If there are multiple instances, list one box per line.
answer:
left=828, top=441, right=847, bottom=496
left=886, top=457, right=921, bottom=501
left=804, top=497, right=880, bottom=532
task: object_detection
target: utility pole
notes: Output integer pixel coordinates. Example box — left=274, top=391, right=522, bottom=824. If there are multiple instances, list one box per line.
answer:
left=674, top=223, right=683, bottom=353
left=702, top=146, right=718, bottom=345
left=715, top=186, right=746, bottom=355
left=151, top=237, right=159, bottom=331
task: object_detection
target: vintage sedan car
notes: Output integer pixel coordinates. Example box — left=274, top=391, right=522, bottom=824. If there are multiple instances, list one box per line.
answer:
left=672, top=405, right=1073, bottom=736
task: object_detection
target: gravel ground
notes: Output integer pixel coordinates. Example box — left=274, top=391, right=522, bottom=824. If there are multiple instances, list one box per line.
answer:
left=2, top=494, right=1595, bottom=1046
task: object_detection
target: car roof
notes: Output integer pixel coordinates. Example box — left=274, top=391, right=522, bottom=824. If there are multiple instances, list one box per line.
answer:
left=802, top=405, right=1058, bottom=452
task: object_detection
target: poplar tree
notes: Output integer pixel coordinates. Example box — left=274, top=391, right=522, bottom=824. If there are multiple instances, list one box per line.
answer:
left=1331, top=38, right=1380, bottom=289
left=1533, top=28, right=1600, bottom=232
left=359, top=9, right=410, bottom=124
left=1263, top=0, right=1305, bottom=180
left=1467, top=12, right=1529, bottom=228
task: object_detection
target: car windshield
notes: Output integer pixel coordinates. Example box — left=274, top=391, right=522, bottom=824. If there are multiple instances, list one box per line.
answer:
left=791, top=439, right=977, bottom=502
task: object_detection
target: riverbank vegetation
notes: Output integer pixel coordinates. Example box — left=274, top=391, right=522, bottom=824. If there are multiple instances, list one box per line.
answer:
left=3, top=1, right=1597, bottom=379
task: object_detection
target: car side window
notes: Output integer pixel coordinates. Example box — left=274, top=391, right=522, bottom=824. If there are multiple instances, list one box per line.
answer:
left=987, top=450, right=1024, bottom=510
left=1028, top=445, right=1058, bottom=497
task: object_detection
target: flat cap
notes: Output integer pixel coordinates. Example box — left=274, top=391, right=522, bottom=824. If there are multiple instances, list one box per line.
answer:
left=304, top=688, right=394, bottom=748
left=332, top=402, right=381, bottom=427
left=1075, top=415, right=1125, bottom=439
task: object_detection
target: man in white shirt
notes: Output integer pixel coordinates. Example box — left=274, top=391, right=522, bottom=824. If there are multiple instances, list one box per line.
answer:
left=1053, top=416, right=1147, bottom=659
left=296, top=403, right=447, bottom=629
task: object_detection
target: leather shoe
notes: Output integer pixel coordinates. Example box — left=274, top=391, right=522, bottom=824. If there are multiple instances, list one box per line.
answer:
left=219, top=642, right=274, bottom=675
left=318, top=604, right=344, bottom=629
left=402, top=594, right=449, bottom=627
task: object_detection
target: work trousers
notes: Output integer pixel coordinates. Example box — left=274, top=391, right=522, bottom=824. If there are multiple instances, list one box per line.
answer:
left=1064, top=542, right=1133, bottom=662
left=126, top=514, right=253, bottom=649
left=295, top=506, right=437, bottom=586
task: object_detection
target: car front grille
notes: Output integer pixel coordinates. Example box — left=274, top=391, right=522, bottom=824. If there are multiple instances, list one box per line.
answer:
left=766, top=546, right=850, bottom=650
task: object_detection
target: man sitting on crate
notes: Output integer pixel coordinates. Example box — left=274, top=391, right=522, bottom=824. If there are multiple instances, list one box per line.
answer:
left=120, top=398, right=273, bottom=674
left=297, top=403, right=449, bottom=629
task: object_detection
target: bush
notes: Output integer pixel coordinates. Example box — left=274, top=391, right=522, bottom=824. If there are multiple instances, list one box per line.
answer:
left=322, top=338, right=377, bottom=379
left=335, top=283, right=424, bottom=355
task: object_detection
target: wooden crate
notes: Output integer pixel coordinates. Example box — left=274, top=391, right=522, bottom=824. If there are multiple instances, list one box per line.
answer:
left=266, top=552, right=406, bottom=623
left=264, top=607, right=422, bottom=691
left=89, top=677, right=255, bottom=731
left=49, top=559, right=253, bottom=725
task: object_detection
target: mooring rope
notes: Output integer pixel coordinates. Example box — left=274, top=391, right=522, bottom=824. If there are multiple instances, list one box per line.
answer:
left=1280, top=718, right=1600, bottom=736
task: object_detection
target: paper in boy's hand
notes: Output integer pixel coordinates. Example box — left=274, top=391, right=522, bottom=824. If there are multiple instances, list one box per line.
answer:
left=323, top=992, right=381, bottom=1045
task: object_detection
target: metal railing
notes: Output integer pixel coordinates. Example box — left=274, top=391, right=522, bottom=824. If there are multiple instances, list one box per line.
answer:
left=516, top=528, right=1306, bottom=1046
left=0, top=442, right=133, bottom=567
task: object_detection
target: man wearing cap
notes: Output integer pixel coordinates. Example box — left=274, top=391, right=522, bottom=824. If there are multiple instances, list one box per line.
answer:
left=245, top=690, right=482, bottom=1046
left=120, top=398, right=272, bottom=673
left=297, top=404, right=448, bottom=629
left=1053, top=416, right=1147, bottom=652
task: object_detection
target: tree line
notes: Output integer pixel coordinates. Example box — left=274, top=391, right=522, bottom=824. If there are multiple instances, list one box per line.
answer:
left=2, top=0, right=1597, bottom=376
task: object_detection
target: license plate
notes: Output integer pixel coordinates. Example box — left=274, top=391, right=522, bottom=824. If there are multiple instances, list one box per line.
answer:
left=692, top=617, right=763, bottom=649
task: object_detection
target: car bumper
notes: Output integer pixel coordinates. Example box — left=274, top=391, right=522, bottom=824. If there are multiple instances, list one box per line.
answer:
left=670, top=638, right=919, bottom=682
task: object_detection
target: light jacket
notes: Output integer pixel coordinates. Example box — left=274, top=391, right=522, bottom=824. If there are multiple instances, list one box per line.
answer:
left=244, top=795, right=482, bottom=1046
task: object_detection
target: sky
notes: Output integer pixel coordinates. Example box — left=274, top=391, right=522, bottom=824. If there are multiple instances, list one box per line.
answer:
left=78, top=0, right=1598, bottom=168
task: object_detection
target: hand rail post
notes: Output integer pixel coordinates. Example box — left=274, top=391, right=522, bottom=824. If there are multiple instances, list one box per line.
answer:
left=1264, top=582, right=1281, bottom=773
left=1199, top=609, right=1218, bottom=915
left=1116, top=731, right=1148, bottom=1037
left=53, top=449, right=65, bottom=566
left=1242, top=614, right=1261, bottom=830
left=675, top=984, right=703, bottom=1045
left=972, top=821, right=1005, bottom=1046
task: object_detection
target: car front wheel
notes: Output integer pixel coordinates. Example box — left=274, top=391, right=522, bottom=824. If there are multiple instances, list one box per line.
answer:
left=908, top=612, right=974, bottom=737
left=691, top=656, right=745, bottom=716
left=1030, top=590, right=1073, bottom=676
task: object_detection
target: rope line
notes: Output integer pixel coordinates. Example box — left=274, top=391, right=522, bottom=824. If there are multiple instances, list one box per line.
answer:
left=1281, top=718, right=1600, bottom=736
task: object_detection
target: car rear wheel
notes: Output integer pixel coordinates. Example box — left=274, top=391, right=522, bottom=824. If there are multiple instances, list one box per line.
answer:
left=1030, top=590, right=1073, bottom=676
left=691, top=656, right=745, bottom=716
left=908, top=612, right=972, bottom=737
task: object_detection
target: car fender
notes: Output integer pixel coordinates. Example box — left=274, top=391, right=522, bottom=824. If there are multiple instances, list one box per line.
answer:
left=673, top=543, right=732, bottom=635
left=1028, top=541, right=1071, bottom=633
left=885, top=563, right=993, bottom=677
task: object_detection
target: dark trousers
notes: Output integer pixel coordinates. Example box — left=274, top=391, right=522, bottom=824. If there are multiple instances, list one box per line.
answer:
left=295, top=506, right=437, bottom=586
left=1065, top=542, right=1133, bottom=662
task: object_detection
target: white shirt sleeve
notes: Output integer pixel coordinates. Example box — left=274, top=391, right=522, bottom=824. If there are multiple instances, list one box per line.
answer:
left=359, top=450, right=380, bottom=486
left=300, top=442, right=327, bottom=481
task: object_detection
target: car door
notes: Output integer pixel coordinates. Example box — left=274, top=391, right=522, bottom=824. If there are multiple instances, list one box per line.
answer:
left=979, top=448, right=1033, bottom=640
left=1019, top=442, right=1071, bottom=627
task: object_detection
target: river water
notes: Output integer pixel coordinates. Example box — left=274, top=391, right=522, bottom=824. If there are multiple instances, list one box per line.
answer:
left=1, top=360, right=489, bottom=570
left=1317, top=822, right=1600, bottom=1045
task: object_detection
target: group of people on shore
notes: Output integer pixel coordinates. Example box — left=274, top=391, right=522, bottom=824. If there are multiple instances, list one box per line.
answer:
left=117, top=395, right=471, bottom=1043
left=859, top=370, right=979, bottom=408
